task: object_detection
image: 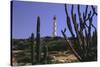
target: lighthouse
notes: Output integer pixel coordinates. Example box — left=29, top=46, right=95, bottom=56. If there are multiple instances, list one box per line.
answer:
left=52, top=16, right=57, bottom=37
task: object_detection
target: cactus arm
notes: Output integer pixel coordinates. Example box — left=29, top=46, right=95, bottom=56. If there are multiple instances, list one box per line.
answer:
left=61, top=29, right=82, bottom=61
left=65, top=4, right=75, bottom=38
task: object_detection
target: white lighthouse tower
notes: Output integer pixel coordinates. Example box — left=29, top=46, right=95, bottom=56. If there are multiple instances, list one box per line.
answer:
left=52, top=16, right=57, bottom=37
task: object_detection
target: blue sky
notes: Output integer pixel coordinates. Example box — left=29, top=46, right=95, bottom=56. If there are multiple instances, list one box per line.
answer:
left=12, top=1, right=97, bottom=39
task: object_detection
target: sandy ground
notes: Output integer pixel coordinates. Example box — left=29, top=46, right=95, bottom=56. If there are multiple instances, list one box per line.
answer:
left=49, top=51, right=78, bottom=63
left=12, top=50, right=78, bottom=66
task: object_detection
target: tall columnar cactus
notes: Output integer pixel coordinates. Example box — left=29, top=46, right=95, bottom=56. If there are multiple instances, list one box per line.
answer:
left=62, top=4, right=97, bottom=61
left=30, top=33, right=35, bottom=65
left=43, top=45, right=48, bottom=64
left=36, top=16, right=41, bottom=64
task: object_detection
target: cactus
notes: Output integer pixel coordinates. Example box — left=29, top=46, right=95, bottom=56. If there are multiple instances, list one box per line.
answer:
left=36, top=16, right=41, bottom=64
left=61, top=29, right=82, bottom=61
left=43, top=45, right=48, bottom=64
left=62, top=4, right=97, bottom=61
left=64, top=4, right=75, bottom=38
left=30, top=33, right=35, bottom=65
left=35, top=16, right=49, bottom=64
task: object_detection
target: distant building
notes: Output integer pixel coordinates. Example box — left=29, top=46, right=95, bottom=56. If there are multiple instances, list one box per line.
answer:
left=52, top=16, right=57, bottom=37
